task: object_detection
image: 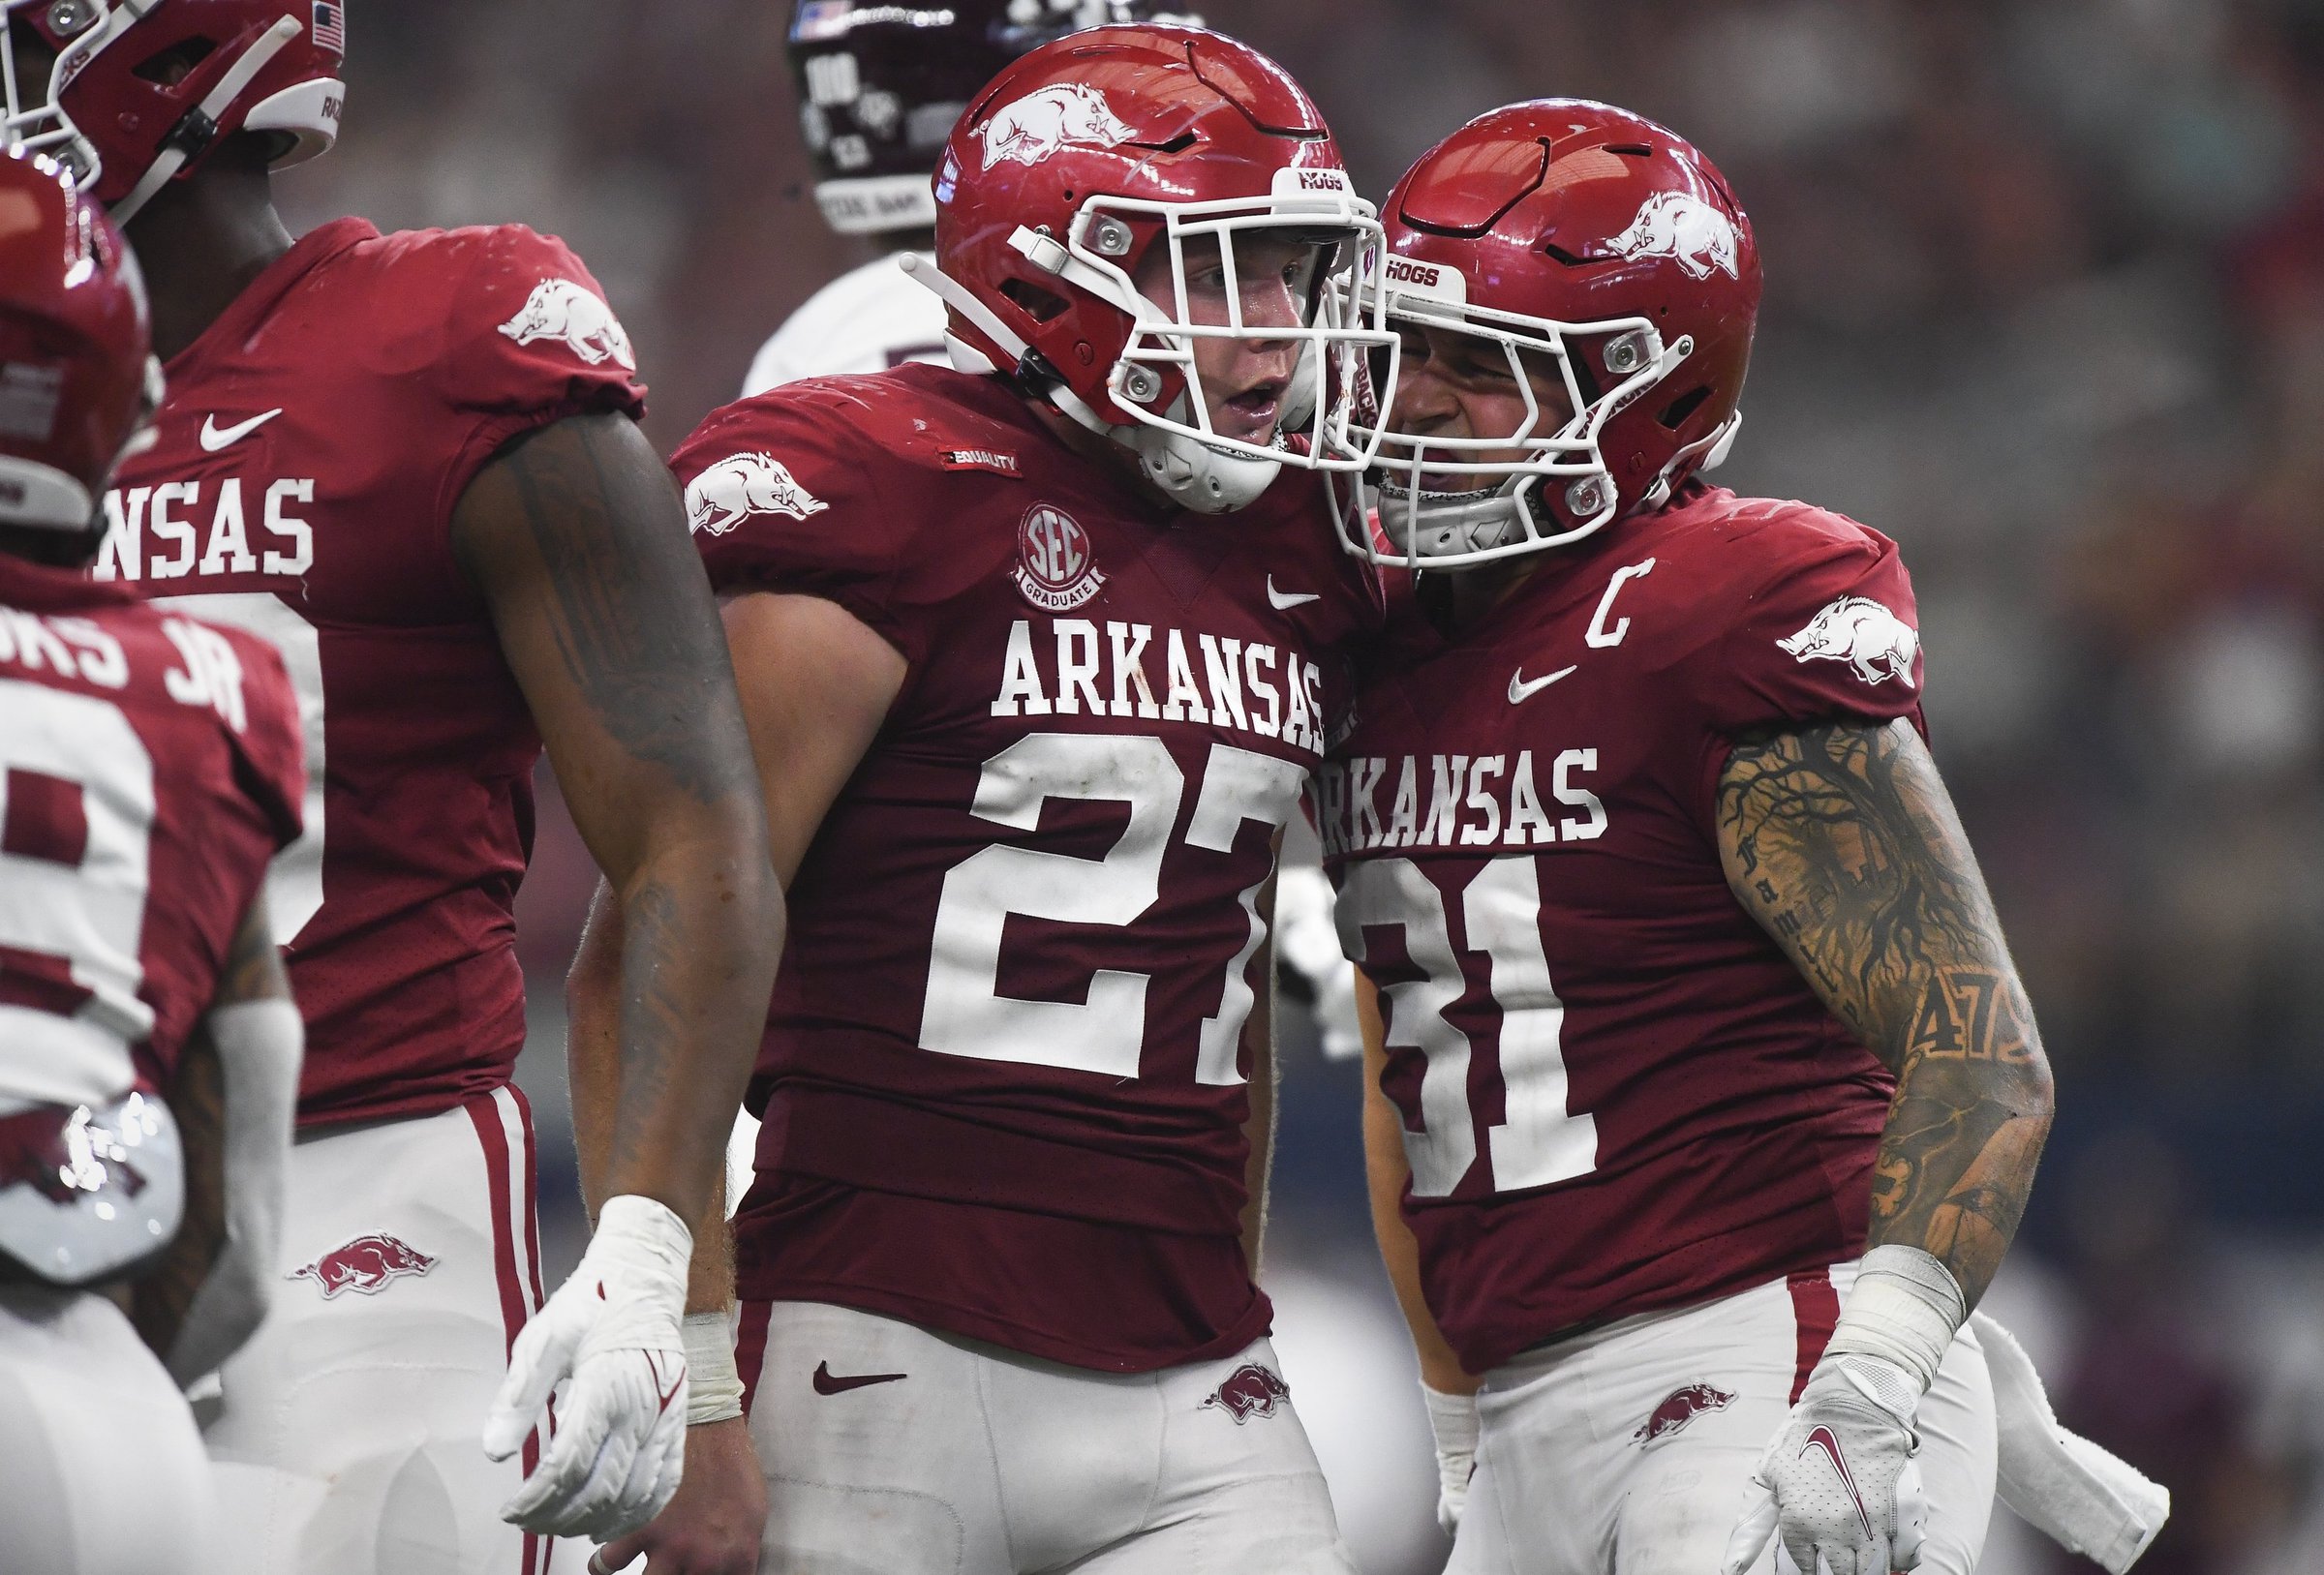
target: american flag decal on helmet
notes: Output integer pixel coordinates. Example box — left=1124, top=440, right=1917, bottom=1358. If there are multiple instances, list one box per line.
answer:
left=311, top=2, right=346, bottom=56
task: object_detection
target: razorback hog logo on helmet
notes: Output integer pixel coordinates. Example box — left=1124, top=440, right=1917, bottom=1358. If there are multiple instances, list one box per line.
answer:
left=288, top=1233, right=439, bottom=1299
left=498, top=279, right=636, bottom=370
left=1779, top=595, right=1919, bottom=687
left=1201, top=1362, right=1292, bottom=1425
left=1606, top=191, right=1741, bottom=282
left=978, top=82, right=1135, bottom=170
left=1632, top=1381, right=1735, bottom=1447
left=686, top=452, right=830, bottom=536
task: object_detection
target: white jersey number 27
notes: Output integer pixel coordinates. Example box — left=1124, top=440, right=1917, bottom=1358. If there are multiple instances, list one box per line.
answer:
left=919, top=733, right=1306, bottom=1084
left=1336, top=855, right=1600, bottom=1196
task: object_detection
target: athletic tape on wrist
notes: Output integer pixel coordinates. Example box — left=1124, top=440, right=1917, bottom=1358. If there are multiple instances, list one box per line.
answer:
left=1825, top=1244, right=1967, bottom=1395
left=1421, top=1381, right=1481, bottom=1457
left=683, top=1309, right=745, bottom=1426
left=1422, top=1380, right=1480, bottom=1494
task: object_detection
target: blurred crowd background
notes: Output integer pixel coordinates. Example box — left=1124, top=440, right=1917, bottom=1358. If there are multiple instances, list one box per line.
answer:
left=267, top=3, right=2324, bottom=1571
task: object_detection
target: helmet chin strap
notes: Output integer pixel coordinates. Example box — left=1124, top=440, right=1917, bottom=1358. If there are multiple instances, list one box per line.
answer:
left=900, top=253, right=1281, bottom=515
left=1373, top=479, right=1526, bottom=560
left=1376, top=408, right=1744, bottom=564
left=109, top=14, right=303, bottom=226
left=1124, top=419, right=1279, bottom=514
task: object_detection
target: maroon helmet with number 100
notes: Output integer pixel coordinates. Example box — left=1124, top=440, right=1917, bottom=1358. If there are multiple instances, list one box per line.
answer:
left=1341, top=99, right=1762, bottom=568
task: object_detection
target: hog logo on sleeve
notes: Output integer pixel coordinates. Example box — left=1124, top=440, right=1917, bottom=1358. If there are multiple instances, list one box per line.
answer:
left=1778, top=595, right=1919, bottom=687
left=685, top=452, right=831, bottom=535
left=1201, top=1362, right=1293, bottom=1424
left=498, top=279, right=637, bottom=370
left=1606, top=191, right=1741, bottom=281
left=978, top=82, right=1134, bottom=169
left=288, top=1233, right=439, bottom=1299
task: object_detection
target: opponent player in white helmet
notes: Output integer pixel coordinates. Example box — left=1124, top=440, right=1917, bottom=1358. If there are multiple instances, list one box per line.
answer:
left=742, top=0, right=1188, bottom=397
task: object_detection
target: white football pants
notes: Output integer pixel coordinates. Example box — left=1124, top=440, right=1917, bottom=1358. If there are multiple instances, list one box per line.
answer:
left=201, top=1086, right=580, bottom=1575
left=1448, top=1263, right=1997, bottom=1575
left=737, top=1299, right=1358, bottom=1574
left=0, top=1284, right=219, bottom=1575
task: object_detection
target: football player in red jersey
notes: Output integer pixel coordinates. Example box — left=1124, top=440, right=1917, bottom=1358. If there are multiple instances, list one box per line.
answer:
left=1316, top=102, right=2070, bottom=1575
left=1, top=3, right=780, bottom=1569
left=568, top=24, right=1396, bottom=1574
left=719, top=0, right=1186, bottom=1221
left=0, top=145, right=306, bottom=1574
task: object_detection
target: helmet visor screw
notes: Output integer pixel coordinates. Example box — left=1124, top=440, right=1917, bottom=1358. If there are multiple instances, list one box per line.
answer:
left=1603, top=329, right=1652, bottom=375
left=1121, top=365, right=1163, bottom=404
left=1089, top=216, right=1133, bottom=257
left=46, top=0, right=94, bottom=36
left=1566, top=475, right=1611, bottom=517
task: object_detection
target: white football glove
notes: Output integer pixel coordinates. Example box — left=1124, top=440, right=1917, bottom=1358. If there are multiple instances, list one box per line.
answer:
left=1723, top=1352, right=1928, bottom=1575
left=1421, top=1382, right=1481, bottom=1536
left=481, top=1194, right=691, bottom=1540
left=1273, top=863, right=1362, bottom=1061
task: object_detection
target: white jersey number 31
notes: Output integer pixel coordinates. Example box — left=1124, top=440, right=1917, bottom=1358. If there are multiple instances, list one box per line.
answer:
left=1336, top=856, right=1600, bottom=1196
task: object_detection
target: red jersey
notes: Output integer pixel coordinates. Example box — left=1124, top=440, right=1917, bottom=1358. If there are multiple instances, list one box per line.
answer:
left=1319, top=485, right=1925, bottom=1373
left=97, top=219, right=645, bottom=1128
left=677, top=364, right=1384, bottom=1371
left=0, top=557, right=302, bottom=1110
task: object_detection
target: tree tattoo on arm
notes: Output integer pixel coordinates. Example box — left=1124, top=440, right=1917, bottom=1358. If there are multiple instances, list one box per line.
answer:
left=1716, top=718, right=2054, bottom=1305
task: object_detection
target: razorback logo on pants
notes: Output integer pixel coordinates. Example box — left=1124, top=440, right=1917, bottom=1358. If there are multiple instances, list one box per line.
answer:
left=1632, top=1380, right=1735, bottom=1447
left=1200, top=1362, right=1291, bottom=1424
left=287, top=1231, right=438, bottom=1299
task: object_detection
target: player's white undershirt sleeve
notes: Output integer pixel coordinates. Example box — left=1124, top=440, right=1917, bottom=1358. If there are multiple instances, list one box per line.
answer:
left=739, top=251, right=951, bottom=396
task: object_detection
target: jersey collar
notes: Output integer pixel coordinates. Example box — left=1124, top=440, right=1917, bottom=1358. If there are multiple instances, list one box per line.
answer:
left=163, top=216, right=381, bottom=385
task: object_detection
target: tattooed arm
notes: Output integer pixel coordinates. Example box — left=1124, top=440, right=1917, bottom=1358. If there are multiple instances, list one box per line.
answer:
left=453, top=411, right=780, bottom=1232
left=1715, top=717, right=2053, bottom=1307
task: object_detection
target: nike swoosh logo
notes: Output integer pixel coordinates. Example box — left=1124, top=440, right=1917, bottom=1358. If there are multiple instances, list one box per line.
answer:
left=1508, top=665, right=1577, bottom=704
left=647, top=1351, right=686, bottom=1417
left=1267, top=576, right=1321, bottom=611
left=1801, top=1425, right=1875, bottom=1539
left=199, top=408, right=284, bottom=452
left=812, top=1360, right=907, bottom=1396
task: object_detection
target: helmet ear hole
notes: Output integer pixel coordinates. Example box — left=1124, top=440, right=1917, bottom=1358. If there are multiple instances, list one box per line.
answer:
left=131, top=37, right=216, bottom=87
left=999, top=279, right=1070, bottom=322
left=1657, top=385, right=1710, bottom=431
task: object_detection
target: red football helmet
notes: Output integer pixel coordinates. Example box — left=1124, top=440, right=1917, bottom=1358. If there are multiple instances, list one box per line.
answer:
left=0, top=145, right=155, bottom=541
left=2, top=0, right=344, bottom=223
left=914, top=23, right=1396, bottom=513
left=1340, top=99, right=1761, bottom=567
